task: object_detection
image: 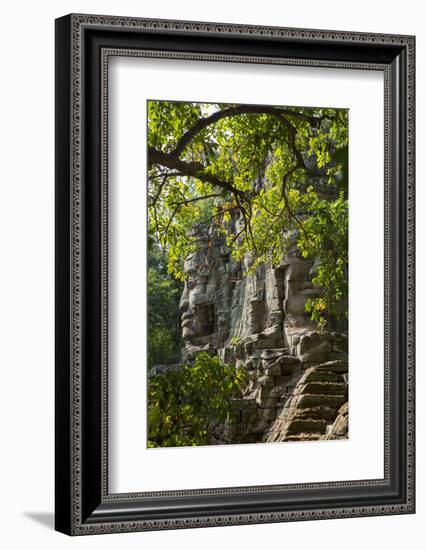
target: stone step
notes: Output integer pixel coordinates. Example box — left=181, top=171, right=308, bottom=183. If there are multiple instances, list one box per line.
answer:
left=296, top=393, right=346, bottom=409
left=316, top=360, right=348, bottom=374
left=285, top=432, right=324, bottom=441
left=291, top=405, right=339, bottom=422
left=286, top=418, right=328, bottom=434
left=303, top=370, right=345, bottom=383
left=299, top=381, right=347, bottom=395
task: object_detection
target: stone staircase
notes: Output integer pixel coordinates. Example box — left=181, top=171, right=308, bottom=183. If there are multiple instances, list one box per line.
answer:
left=222, top=330, right=348, bottom=444
left=265, top=360, right=348, bottom=442
left=223, top=345, right=302, bottom=443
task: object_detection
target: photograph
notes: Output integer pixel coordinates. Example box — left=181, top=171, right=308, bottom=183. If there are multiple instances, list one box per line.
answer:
left=147, top=100, right=349, bottom=448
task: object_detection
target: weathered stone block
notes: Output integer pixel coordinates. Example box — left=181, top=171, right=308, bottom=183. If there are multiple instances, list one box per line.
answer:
left=258, top=397, right=279, bottom=409
left=247, top=409, right=259, bottom=423
left=264, top=363, right=282, bottom=376
left=301, top=342, right=331, bottom=363
left=258, top=408, right=277, bottom=420
left=247, top=420, right=270, bottom=434
left=260, top=348, right=288, bottom=360
left=269, top=385, right=286, bottom=398
left=297, top=331, right=332, bottom=363
left=232, top=397, right=256, bottom=410
left=257, top=375, right=275, bottom=387
left=221, top=346, right=236, bottom=364
left=331, top=332, right=348, bottom=354
left=254, top=337, right=280, bottom=349
left=224, top=424, right=238, bottom=436
left=227, top=410, right=241, bottom=424
left=281, top=363, right=302, bottom=376
left=277, top=356, right=300, bottom=367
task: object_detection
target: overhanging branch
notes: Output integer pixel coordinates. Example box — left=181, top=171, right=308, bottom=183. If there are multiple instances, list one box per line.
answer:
left=148, top=147, right=246, bottom=201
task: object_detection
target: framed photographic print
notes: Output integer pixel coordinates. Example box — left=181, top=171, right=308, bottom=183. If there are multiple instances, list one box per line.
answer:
left=55, top=14, right=415, bottom=535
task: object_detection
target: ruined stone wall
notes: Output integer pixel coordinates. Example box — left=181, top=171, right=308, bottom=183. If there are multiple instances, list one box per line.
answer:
left=178, top=212, right=349, bottom=444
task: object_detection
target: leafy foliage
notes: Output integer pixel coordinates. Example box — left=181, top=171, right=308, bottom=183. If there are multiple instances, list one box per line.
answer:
left=148, top=353, right=247, bottom=447
left=148, top=101, right=349, bottom=326
left=148, top=244, right=183, bottom=365
left=297, top=190, right=348, bottom=329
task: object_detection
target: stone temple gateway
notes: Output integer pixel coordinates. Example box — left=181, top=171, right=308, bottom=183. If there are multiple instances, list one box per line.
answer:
left=178, top=211, right=348, bottom=444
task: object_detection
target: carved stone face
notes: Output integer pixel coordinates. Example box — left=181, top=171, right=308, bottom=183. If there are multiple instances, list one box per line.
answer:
left=179, top=272, right=215, bottom=341
left=179, top=222, right=322, bottom=359
left=179, top=230, right=225, bottom=348
left=280, top=256, right=319, bottom=351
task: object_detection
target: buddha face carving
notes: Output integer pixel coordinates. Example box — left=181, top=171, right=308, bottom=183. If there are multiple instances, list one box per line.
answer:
left=178, top=222, right=321, bottom=357
left=179, top=273, right=215, bottom=342
left=179, top=230, right=225, bottom=347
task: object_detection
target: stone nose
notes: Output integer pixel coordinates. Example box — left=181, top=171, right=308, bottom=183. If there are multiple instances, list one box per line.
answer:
left=179, top=298, right=190, bottom=313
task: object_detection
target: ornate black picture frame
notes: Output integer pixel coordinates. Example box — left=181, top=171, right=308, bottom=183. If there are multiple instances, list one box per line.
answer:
left=55, top=13, right=415, bottom=535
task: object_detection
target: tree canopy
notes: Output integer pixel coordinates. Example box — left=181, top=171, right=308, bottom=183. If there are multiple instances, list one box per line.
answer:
left=148, top=101, right=348, bottom=328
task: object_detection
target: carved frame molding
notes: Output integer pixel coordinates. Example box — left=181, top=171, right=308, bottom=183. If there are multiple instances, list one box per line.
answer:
left=55, top=14, right=415, bottom=535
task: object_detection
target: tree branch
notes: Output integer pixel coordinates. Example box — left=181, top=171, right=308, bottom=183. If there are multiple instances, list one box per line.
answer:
left=149, top=172, right=180, bottom=208
left=169, top=193, right=222, bottom=207
left=148, top=147, right=246, bottom=201
left=171, top=104, right=318, bottom=158
left=281, top=166, right=308, bottom=237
